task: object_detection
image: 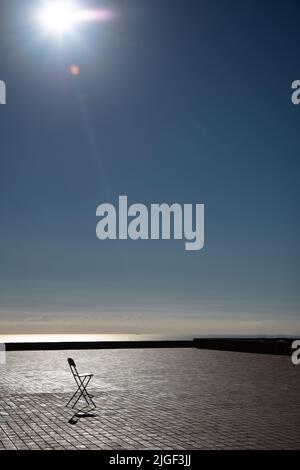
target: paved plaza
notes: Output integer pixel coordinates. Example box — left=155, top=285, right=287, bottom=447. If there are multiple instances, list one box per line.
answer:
left=0, top=348, right=299, bottom=450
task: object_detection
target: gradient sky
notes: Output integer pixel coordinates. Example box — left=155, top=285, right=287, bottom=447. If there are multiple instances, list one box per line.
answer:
left=0, top=0, right=299, bottom=336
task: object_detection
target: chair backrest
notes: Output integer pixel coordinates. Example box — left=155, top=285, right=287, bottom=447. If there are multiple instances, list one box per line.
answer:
left=67, top=358, right=78, bottom=377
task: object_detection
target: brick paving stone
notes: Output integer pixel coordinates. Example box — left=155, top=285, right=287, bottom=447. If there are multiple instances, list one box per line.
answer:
left=0, top=348, right=300, bottom=449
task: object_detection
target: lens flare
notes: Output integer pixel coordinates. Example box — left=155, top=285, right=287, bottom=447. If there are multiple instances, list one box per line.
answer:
left=79, top=9, right=114, bottom=22
left=70, top=64, right=80, bottom=76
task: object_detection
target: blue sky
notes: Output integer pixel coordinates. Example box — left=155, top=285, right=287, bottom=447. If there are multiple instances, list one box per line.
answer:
left=0, top=0, right=299, bottom=336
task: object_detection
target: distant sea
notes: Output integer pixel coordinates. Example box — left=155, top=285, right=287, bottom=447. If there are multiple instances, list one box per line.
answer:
left=0, top=334, right=295, bottom=343
left=0, top=334, right=195, bottom=343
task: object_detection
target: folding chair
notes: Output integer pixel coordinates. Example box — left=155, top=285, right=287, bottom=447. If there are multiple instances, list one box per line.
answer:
left=66, top=358, right=96, bottom=411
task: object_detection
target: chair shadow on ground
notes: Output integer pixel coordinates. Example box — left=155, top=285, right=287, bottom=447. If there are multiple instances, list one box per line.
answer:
left=68, top=408, right=97, bottom=425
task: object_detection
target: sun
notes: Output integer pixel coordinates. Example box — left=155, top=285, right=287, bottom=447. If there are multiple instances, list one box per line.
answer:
left=35, top=1, right=114, bottom=37
left=36, top=1, right=81, bottom=36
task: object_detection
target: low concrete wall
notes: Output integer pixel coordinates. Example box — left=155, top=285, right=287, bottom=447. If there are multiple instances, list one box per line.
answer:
left=4, top=338, right=294, bottom=355
left=5, top=340, right=194, bottom=351
left=193, top=338, right=293, bottom=355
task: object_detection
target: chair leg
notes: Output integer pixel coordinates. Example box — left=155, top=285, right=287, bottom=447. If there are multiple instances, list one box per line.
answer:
left=66, top=389, right=79, bottom=408
left=66, top=376, right=96, bottom=410
left=70, top=377, right=91, bottom=409
left=78, top=381, right=96, bottom=409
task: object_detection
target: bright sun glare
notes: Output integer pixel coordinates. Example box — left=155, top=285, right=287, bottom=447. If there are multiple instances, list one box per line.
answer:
left=36, top=1, right=82, bottom=35
left=35, top=1, right=113, bottom=37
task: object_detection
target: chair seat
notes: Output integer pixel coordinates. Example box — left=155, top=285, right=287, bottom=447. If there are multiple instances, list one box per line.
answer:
left=78, top=373, right=93, bottom=377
